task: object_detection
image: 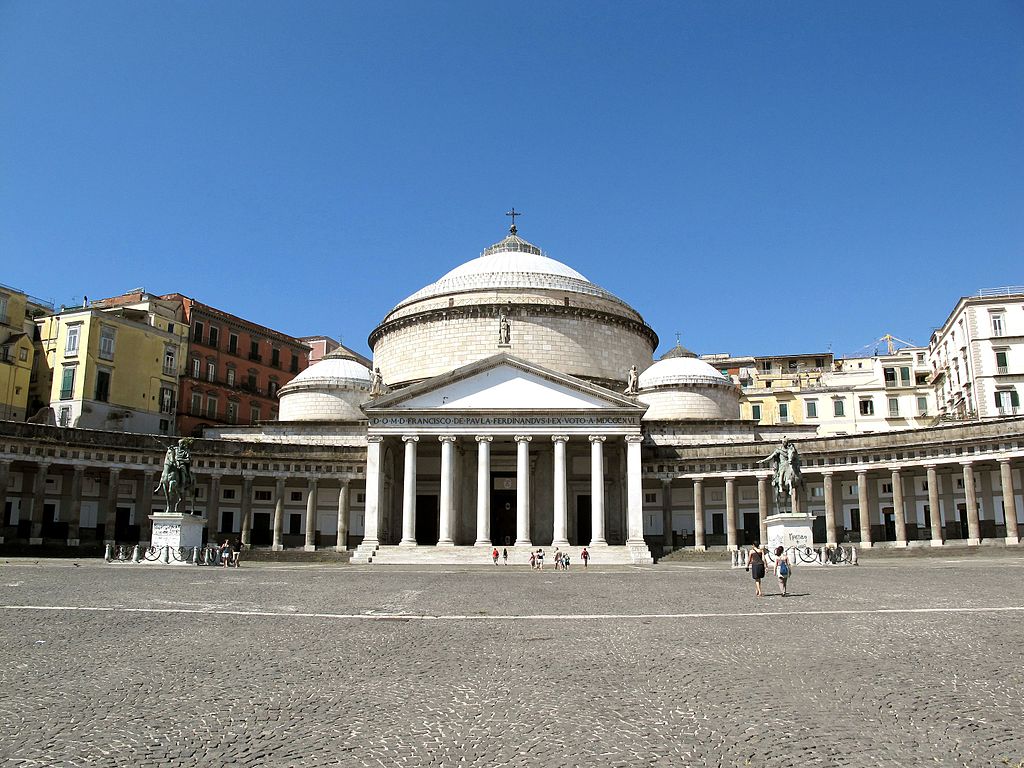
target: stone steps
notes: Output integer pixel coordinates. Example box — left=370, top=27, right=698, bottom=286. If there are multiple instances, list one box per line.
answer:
left=241, top=549, right=352, bottom=564
left=354, top=543, right=644, bottom=566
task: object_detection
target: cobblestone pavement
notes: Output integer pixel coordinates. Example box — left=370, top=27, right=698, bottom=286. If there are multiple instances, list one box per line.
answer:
left=1, top=556, right=1023, bottom=767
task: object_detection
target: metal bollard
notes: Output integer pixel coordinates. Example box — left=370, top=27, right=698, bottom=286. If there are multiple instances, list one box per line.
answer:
left=191, top=546, right=200, bottom=565
left=851, top=546, right=858, bottom=565
left=132, top=545, right=142, bottom=563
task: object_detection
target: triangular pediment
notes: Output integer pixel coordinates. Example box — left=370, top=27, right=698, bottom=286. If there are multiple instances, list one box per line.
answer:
left=365, top=354, right=643, bottom=413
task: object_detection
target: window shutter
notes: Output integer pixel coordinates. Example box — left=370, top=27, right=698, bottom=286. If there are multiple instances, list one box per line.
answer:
left=1012, top=390, right=1021, bottom=407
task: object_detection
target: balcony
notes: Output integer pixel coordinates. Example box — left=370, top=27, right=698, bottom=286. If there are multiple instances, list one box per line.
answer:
left=997, top=406, right=1020, bottom=416
left=997, top=366, right=1009, bottom=375
left=249, top=352, right=262, bottom=362
left=162, top=364, right=177, bottom=377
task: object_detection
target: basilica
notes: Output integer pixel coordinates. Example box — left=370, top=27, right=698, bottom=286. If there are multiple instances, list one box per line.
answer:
left=1, top=224, right=1022, bottom=562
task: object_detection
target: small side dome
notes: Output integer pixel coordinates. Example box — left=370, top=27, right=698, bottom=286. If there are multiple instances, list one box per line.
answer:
left=278, top=348, right=371, bottom=422
left=637, top=344, right=740, bottom=420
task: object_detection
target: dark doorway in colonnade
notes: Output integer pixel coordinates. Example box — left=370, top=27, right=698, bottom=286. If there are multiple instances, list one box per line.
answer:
left=812, top=514, right=826, bottom=544
left=252, top=512, right=272, bottom=546
left=490, top=472, right=516, bottom=546
left=575, top=495, right=592, bottom=545
left=415, top=494, right=439, bottom=545
left=742, top=513, right=759, bottom=545
left=956, top=504, right=969, bottom=539
left=881, top=507, right=896, bottom=541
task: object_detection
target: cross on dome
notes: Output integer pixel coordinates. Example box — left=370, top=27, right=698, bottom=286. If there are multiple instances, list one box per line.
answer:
left=505, top=207, right=522, bottom=234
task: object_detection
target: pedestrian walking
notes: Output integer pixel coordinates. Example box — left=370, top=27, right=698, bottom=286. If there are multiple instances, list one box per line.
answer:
left=232, top=537, right=243, bottom=568
left=537, top=549, right=545, bottom=570
left=492, top=547, right=499, bottom=565
left=220, top=539, right=232, bottom=568
left=502, top=548, right=508, bottom=565
left=553, top=548, right=561, bottom=570
left=563, top=553, right=570, bottom=570
left=581, top=547, right=589, bottom=568
left=529, top=551, right=536, bottom=569
left=746, top=543, right=766, bottom=597
left=774, top=545, right=791, bottom=596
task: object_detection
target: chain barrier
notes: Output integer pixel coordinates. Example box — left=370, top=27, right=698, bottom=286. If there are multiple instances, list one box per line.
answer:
left=104, top=543, right=221, bottom=565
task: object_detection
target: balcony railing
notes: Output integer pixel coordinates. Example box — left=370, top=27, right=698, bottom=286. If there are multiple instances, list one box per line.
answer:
left=997, top=406, right=1020, bottom=416
left=997, top=366, right=1009, bottom=375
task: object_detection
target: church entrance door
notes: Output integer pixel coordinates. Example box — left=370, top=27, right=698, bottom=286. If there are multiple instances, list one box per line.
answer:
left=415, top=495, right=439, bottom=545
left=575, top=495, right=592, bottom=545
left=490, top=472, right=516, bottom=546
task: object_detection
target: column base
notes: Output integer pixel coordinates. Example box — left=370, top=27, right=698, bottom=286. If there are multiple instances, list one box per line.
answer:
left=894, top=541, right=908, bottom=549
left=399, top=538, right=418, bottom=547
left=967, top=537, right=980, bottom=546
left=552, top=538, right=569, bottom=548
left=436, top=539, right=455, bottom=547
left=930, top=539, right=944, bottom=547
left=859, top=541, right=872, bottom=549
left=334, top=545, right=348, bottom=552
left=304, top=544, right=316, bottom=552
left=726, top=544, right=738, bottom=552
left=589, top=538, right=607, bottom=547
left=272, top=544, right=284, bottom=552
left=1005, top=536, right=1020, bottom=545
left=692, top=544, right=707, bottom=551
left=514, top=538, right=533, bottom=547
left=473, top=539, right=491, bottom=547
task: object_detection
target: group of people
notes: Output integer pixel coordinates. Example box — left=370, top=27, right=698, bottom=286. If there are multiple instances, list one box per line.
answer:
left=218, top=538, right=242, bottom=568
left=490, top=547, right=509, bottom=565
left=746, top=544, right=791, bottom=597
left=527, top=547, right=590, bottom=570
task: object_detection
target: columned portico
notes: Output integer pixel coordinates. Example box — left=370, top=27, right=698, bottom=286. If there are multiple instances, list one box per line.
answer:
left=926, top=464, right=943, bottom=545
left=551, top=435, right=570, bottom=547
left=625, top=435, right=645, bottom=546
left=514, top=435, right=532, bottom=546
left=890, top=468, right=908, bottom=548
left=823, top=472, right=837, bottom=547
left=962, top=461, right=980, bottom=545
left=692, top=477, right=706, bottom=551
left=724, top=476, right=737, bottom=551
left=437, top=435, right=457, bottom=546
left=475, top=436, right=492, bottom=546
left=1000, top=459, right=1020, bottom=544
left=589, top=435, right=606, bottom=546
left=857, top=470, right=872, bottom=547
left=400, top=436, right=418, bottom=546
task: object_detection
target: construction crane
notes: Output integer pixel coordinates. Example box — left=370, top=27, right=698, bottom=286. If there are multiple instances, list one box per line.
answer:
left=846, top=334, right=918, bottom=358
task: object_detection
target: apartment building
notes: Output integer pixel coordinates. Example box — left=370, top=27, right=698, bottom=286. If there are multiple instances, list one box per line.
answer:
left=0, top=283, right=52, bottom=421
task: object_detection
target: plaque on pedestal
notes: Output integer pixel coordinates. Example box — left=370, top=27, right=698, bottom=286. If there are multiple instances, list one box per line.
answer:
left=766, top=513, right=814, bottom=551
left=149, top=513, right=206, bottom=564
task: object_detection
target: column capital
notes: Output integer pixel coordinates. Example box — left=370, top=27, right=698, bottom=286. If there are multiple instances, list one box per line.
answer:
left=275, top=476, right=287, bottom=489
left=338, top=478, right=351, bottom=488
left=438, top=435, right=458, bottom=444
left=998, top=457, right=1013, bottom=465
left=367, top=435, right=385, bottom=444
left=625, top=434, right=644, bottom=444
left=959, top=460, right=975, bottom=469
left=108, top=466, right=121, bottom=476
left=855, top=468, right=869, bottom=476
left=475, top=435, right=493, bottom=443
left=307, top=476, right=319, bottom=487
left=821, top=470, right=835, bottom=477
left=588, top=435, right=607, bottom=444
left=401, top=435, right=420, bottom=443
left=756, top=472, right=771, bottom=482
left=514, top=435, right=533, bottom=443
left=886, top=466, right=901, bottom=474
left=660, top=477, right=672, bottom=488
left=724, top=475, right=736, bottom=483
left=923, top=463, right=937, bottom=470
left=551, top=434, right=570, bottom=443
left=692, top=475, right=705, bottom=484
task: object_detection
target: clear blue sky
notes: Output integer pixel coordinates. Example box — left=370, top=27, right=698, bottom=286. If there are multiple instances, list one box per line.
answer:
left=2, top=1, right=1022, bottom=359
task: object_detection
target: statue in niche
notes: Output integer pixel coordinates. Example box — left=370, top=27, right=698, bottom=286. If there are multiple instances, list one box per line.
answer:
left=498, top=314, right=511, bottom=345
left=624, top=364, right=639, bottom=395
left=756, top=437, right=803, bottom=514
left=369, top=367, right=385, bottom=398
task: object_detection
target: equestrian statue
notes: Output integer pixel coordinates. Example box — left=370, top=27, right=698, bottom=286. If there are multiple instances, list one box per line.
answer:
left=154, top=437, right=197, bottom=514
left=756, top=437, right=803, bottom=514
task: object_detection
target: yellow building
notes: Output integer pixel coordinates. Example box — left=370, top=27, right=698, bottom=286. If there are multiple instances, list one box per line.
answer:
left=0, top=283, right=52, bottom=421
left=32, top=295, right=188, bottom=434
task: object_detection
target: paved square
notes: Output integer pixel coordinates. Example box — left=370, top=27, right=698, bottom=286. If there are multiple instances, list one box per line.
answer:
left=1, top=556, right=1023, bottom=767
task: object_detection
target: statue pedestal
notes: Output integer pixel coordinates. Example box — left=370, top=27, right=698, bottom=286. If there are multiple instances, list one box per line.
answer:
left=149, top=513, right=206, bottom=565
left=766, top=513, right=814, bottom=551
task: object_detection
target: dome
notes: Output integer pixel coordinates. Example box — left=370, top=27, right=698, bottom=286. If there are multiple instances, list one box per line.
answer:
left=277, top=348, right=371, bottom=422
left=284, top=349, right=371, bottom=389
left=392, top=232, right=626, bottom=310
left=639, top=356, right=731, bottom=389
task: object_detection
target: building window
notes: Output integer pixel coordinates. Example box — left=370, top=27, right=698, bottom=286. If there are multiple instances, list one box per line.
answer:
left=859, top=399, right=874, bottom=416
left=223, top=489, right=236, bottom=500
left=250, top=405, right=261, bottom=424
left=643, top=492, right=657, bottom=504
left=917, top=396, right=928, bottom=416
left=228, top=333, right=239, bottom=354
left=900, top=366, right=911, bottom=386
left=751, top=404, right=762, bottom=421
left=290, top=491, right=303, bottom=502
left=778, top=403, right=790, bottom=423
left=268, top=380, right=278, bottom=397
left=95, top=369, right=111, bottom=402
left=995, top=350, right=1008, bottom=375
left=991, top=313, right=1005, bottom=337
left=193, top=321, right=205, bottom=343
left=99, top=326, right=116, bottom=360
left=159, top=418, right=170, bottom=434
left=65, top=325, right=81, bottom=356
left=814, top=357, right=824, bottom=368
left=248, top=372, right=258, bottom=392
left=760, top=360, right=772, bottom=373
left=58, top=406, right=72, bottom=426
left=59, top=366, right=76, bottom=400
left=206, top=361, right=216, bottom=382
left=226, top=367, right=236, bottom=387
left=881, top=482, right=893, bottom=494
left=883, top=367, right=896, bottom=386
left=271, top=348, right=281, bottom=368
left=888, top=397, right=899, bottom=417
left=995, top=389, right=1020, bottom=415
left=163, top=346, right=177, bottom=376
left=190, top=392, right=202, bottom=415
left=834, top=399, right=845, bottom=417
left=191, top=358, right=201, bottom=378
left=208, top=327, right=219, bottom=348
left=254, top=490, right=272, bottom=502
left=206, top=397, right=218, bottom=419
left=291, top=353, right=299, bottom=373
left=226, top=401, right=238, bottom=424
left=160, top=387, right=175, bottom=414
left=249, top=340, right=261, bottom=361
left=805, top=400, right=817, bottom=419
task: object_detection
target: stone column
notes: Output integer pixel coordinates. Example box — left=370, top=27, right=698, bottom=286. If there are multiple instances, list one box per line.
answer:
left=725, top=476, right=737, bottom=551
left=588, top=436, right=606, bottom=546
left=66, top=465, right=84, bottom=546
left=100, top=466, right=119, bottom=547
left=138, top=470, right=156, bottom=544
left=514, top=435, right=532, bottom=546
left=962, top=462, right=980, bottom=545
left=272, top=476, right=286, bottom=551
left=205, top=474, right=221, bottom=543
left=1000, top=459, right=1019, bottom=544
left=693, top=477, right=706, bottom=551
left=362, top=436, right=384, bottom=547
left=437, top=435, right=457, bottom=546
left=926, top=464, right=942, bottom=546
left=240, top=474, right=254, bottom=548
left=756, top=474, right=769, bottom=544
left=661, top=478, right=673, bottom=553
left=551, top=435, right=570, bottom=547
left=400, top=436, right=419, bottom=546
left=625, top=435, right=645, bottom=545
left=857, top=469, right=872, bottom=547
left=824, top=472, right=838, bottom=547
left=0, top=461, right=9, bottom=528
left=335, top=480, right=350, bottom=551
left=891, top=468, right=907, bottom=548
left=474, top=436, right=492, bottom=546
left=304, top=477, right=319, bottom=551
left=27, top=461, right=51, bottom=544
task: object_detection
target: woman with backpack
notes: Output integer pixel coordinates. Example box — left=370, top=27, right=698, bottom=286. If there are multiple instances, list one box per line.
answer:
left=774, top=545, right=792, bottom=596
